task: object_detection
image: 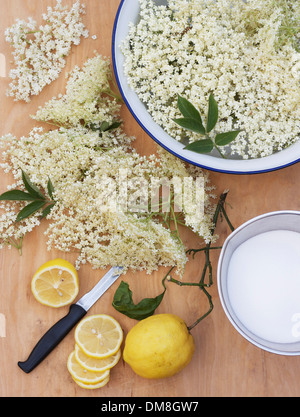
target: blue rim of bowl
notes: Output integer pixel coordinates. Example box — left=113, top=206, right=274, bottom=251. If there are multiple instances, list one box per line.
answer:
left=111, top=0, right=300, bottom=175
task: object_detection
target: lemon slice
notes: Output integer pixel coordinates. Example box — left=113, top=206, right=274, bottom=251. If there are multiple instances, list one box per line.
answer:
left=31, top=258, right=79, bottom=308
left=74, top=314, right=123, bottom=359
left=67, top=351, right=110, bottom=384
left=75, top=344, right=121, bottom=372
left=72, top=375, right=110, bottom=390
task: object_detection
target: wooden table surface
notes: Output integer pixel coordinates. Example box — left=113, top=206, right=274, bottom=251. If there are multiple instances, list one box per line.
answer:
left=1, top=0, right=300, bottom=398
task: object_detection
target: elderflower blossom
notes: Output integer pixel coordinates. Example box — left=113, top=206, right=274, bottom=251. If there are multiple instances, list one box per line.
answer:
left=33, top=55, right=121, bottom=129
left=0, top=56, right=216, bottom=275
left=0, top=127, right=215, bottom=275
left=121, top=0, right=300, bottom=159
left=5, top=0, right=89, bottom=102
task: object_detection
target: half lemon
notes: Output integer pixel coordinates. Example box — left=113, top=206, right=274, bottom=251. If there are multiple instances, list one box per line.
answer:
left=31, top=258, right=79, bottom=308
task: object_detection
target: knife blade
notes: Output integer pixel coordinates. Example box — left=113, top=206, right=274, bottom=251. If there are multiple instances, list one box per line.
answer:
left=18, top=266, right=123, bottom=374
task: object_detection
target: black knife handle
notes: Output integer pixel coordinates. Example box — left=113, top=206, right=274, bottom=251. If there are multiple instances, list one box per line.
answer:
left=18, top=304, right=87, bottom=374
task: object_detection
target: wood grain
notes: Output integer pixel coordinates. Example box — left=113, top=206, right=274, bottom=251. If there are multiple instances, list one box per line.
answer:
left=1, top=0, right=300, bottom=398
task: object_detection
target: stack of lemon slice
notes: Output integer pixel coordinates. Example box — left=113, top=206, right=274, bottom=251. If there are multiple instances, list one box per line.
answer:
left=67, top=314, right=123, bottom=390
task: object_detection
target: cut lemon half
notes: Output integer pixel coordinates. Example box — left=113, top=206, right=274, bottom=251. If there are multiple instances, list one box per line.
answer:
left=31, top=258, right=79, bottom=308
left=75, top=344, right=121, bottom=372
left=74, top=314, right=123, bottom=359
left=67, top=351, right=110, bottom=385
left=72, top=375, right=110, bottom=390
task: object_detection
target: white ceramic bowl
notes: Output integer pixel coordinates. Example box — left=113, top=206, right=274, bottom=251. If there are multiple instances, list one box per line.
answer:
left=217, top=211, right=300, bottom=355
left=112, top=0, right=300, bottom=174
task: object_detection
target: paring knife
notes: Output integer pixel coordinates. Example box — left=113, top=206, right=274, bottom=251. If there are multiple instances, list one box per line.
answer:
left=18, top=266, right=124, bottom=374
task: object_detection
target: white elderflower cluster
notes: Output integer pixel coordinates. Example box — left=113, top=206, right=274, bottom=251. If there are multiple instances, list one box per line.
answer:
left=0, top=56, right=216, bottom=275
left=5, top=0, right=89, bottom=102
left=122, top=0, right=300, bottom=159
left=33, top=55, right=121, bottom=129
left=0, top=127, right=215, bottom=275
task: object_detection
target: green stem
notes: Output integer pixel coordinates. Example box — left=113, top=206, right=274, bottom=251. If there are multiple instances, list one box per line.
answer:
left=220, top=205, right=235, bottom=232
left=102, top=88, right=124, bottom=103
left=211, top=190, right=231, bottom=235
left=187, top=287, right=214, bottom=331
left=214, top=144, right=226, bottom=159
left=107, top=70, right=125, bottom=103
left=25, top=30, right=42, bottom=34
left=186, top=246, right=222, bottom=257
left=163, top=191, right=234, bottom=331
left=167, top=276, right=207, bottom=288
left=6, top=236, right=24, bottom=256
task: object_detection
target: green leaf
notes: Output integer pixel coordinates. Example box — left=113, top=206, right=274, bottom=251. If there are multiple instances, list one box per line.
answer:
left=206, top=94, right=219, bottom=133
left=215, top=130, right=241, bottom=146
left=22, top=171, right=45, bottom=200
left=0, top=190, right=37, bottom=202
left=184, top=139, right=214, bottom=154
left=100, top=121, right=110, bottom=131
left=16, top=200, right=46, bottom=223
left=90, top=121, right=123, bottom=133
left=112, top=281, right=166, bottom=320
left=173, top=117, right=206, bottom=135
left=47, top=178, right=55, bottom=200
left=177, top=95, right=203, bottom=123
left=41, top=202, right=56, bottom=218
left=102, top=121, right=122, bottom=132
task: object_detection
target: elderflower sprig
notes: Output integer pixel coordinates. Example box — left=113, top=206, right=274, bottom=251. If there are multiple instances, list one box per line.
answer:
left=5, top=0, right=89, bottom=102
left=33, top=55, right=122, bottom=130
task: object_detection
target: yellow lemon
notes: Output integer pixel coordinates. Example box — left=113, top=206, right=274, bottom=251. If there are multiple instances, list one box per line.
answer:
left=75, top=344, right=121, bottom=372
left=123, top=314, right=195, bottom=379
left=74, top=314, right=123, bottom=359
left=67, top=351, right=110, bottom=385
left=31, top=258, right=79, bottom=308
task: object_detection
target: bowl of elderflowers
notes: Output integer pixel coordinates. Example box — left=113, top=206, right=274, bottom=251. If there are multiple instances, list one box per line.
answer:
left=112, top=0, right=300, bottom=174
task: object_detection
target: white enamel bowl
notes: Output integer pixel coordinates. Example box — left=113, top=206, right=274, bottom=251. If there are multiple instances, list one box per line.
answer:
left=112, top=0, right=300, bottom=174
left=217, top=211, right=300, bottom=355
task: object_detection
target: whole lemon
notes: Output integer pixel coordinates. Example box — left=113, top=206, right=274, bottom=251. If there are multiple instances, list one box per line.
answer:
left=123, top=314, right=195, bottom=379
